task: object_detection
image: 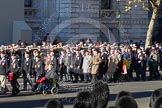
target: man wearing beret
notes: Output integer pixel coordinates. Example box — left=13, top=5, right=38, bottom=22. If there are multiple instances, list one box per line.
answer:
left=8, top=53, right=20, bottom=96
left=22, top=52, right=33, bottom=91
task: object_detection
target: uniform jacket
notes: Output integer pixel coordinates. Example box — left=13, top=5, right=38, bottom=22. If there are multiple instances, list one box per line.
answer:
left=23, top=58, right=32, bottom=74
left=65, top=52, right=75, bottom=67
left=74, top=54, right=83, bottom=68
left=8, top=59, right=20, bottom=75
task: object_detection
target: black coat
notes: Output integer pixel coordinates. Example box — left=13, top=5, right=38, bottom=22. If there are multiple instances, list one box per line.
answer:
left=74, top=54, right=83, bottom=69
left=23, top=58, right=32, bottom=74
left=50, top=56, right=57, bottom=72
left=65, top=52, right=75, bottom=67
left=8, top=59, right=20, bottom=75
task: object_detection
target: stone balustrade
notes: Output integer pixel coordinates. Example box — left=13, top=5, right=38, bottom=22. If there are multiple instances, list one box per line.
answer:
left=100, top=9, right=117, bottom=18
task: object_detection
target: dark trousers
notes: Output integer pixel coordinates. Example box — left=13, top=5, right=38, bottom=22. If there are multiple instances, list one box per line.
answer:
left=129, top=63, right=136, bottom=78
left=149, top=63, right=159, bottom=80
left=136, top=67, right=146, bottom=81
left=59, top=65, right=67, bottom=81
left=11, top=76, right=19, bottom=95
left=74, top=73, right=84, bottom=82
left=84, top=73, right=91, bottom=82
left=33, top=72, right=37, bottom=83
left=149, top=68, right=159, bottom=80
left=91, top=74, right=97, bottom=83
left=73, top=68, right=83, bottom=82
left=23, top=73, right=33, bottom=89
left=160, top=60, right=162, bottom=70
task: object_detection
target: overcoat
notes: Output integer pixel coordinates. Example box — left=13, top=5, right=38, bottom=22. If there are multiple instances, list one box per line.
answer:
left=89, top=56, right=101, bottom=75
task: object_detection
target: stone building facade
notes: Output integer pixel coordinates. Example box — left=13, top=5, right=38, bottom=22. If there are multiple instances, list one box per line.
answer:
left=24, top=0, right=149, bottom=43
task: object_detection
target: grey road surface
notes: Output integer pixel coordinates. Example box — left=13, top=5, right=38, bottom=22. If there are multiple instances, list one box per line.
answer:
left=0, top=80, right=162, bottom=108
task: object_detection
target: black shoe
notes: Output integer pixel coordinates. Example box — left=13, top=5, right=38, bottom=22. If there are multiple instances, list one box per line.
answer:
left=15, top=90, right=20, bottom=95
left=11, top=91, right=16, bottom=96
left=11, top=93, right=16, bottom=96
left=72, top=81, right=78, bottom=83
left=135, top=78, right=140, bottom=81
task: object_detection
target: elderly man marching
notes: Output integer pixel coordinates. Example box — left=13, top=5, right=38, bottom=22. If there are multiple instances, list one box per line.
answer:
left=8, top=53, right=20, bottom=96
left=22, top=52, right=33, bottom=91
left=106, top=48, right=120, bottom=82
left=0, top=51, right=8, bottom=94
left=89, top=50, right=101, bottom=84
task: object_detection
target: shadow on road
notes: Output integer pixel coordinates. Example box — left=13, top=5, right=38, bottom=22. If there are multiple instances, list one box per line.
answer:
left=0, top=90, right=152, bottom=108
left=0, top=92, right=35, bottom=98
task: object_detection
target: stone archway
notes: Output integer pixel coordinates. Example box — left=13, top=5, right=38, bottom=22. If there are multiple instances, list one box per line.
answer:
left=49, top=17, right=117, bottom=43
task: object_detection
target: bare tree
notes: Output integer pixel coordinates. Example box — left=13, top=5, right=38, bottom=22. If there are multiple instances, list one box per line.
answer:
left=145, top=0, right=161, bottom=49
left=124, top=0, right=161, bottom=49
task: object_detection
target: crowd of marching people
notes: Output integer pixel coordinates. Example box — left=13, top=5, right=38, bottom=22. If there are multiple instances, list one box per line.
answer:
left=0, top=38, right=162, bottom=96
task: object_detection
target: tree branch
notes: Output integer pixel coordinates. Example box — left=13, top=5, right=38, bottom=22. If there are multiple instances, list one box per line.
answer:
left=156, top=0, right=161, bottom=6
left=149, top=0, right=158, bottom=8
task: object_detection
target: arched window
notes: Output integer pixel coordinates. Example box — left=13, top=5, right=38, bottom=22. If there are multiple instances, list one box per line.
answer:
left=25, top=0, right=32, bottom=7
left=101, top=0, right=111, bottom=9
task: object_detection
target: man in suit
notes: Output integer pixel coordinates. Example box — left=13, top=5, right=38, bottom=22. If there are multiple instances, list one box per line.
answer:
left=73, top=49, right=83, bottom=83
left=65, top=47, right=74, bottom=81
left=22, top=52, right=33, bottom=90
left=8, top=53, right=20, bottom=96
left=59, top=50, right=67, bottom=81
left=149, top=48, right=159, bottom=80
left=32, top=55, right=45, bottom=92
left=136, top=48, right=146, bottom=81
left=50, top=51, right=57, bottom=74
left=99, top=47, right=108, bottom=79
left=32, top=50, right=41, bottom=82
left=0, top=51, right=8, bottom=94
left=34, top=56, right=44, bottom=80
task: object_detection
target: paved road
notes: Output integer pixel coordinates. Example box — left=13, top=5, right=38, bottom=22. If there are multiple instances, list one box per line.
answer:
left=0, top=79, right=162, bottom=108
